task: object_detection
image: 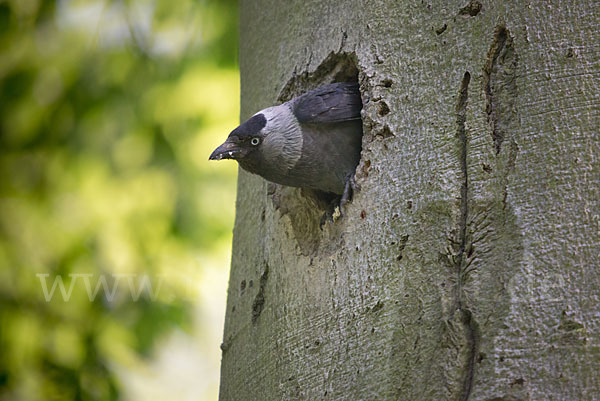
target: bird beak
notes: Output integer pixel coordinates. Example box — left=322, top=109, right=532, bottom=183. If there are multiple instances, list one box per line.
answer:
left=209, top=138, right=241, bottom=161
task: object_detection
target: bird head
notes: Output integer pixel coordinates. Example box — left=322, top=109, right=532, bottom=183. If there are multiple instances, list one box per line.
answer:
left=209, top=105, right=303, bottom=175
left=209, top=112, right=268, bottom=162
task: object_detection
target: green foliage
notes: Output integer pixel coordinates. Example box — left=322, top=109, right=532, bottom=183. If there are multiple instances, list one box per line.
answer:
left=0, top=0, right=239, bottom=399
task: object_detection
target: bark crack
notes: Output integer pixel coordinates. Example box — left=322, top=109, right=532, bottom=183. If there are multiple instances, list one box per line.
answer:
left=453, top=71, right=479, bottom=401
left=483, top=26, right=517, bottom=154
left=252, top=263, right=270, bottom=323
left=459, top=309, right=478, bottom=401
left=455, top=71, right=470, bottom=311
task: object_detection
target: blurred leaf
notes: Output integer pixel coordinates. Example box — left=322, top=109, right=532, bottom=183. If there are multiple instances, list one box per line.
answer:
left=0, top=0, right=239, bottom=399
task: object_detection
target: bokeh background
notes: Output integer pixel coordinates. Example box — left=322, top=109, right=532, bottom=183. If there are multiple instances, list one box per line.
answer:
left=0, top=0, right=239, bottom=400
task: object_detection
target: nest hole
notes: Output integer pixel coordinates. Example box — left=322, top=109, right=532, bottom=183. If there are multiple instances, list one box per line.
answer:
left=269, top=52, right=364, bottom=251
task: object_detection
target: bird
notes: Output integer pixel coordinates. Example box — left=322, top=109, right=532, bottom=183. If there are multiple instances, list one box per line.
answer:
left=209, top=82, right=363, bottom=217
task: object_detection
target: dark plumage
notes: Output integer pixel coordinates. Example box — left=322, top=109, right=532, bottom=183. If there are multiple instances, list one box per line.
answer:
left=210, top=82, right=363, bottom=212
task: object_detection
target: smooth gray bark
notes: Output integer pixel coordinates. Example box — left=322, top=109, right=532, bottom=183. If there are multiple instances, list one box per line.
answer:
left=219, top=1, right=600, bottom=400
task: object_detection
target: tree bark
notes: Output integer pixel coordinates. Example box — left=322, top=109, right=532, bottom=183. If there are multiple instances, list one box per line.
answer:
left=219, top=1, right=600, bottom=400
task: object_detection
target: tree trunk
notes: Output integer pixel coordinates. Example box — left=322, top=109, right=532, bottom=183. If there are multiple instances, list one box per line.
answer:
left=219, top=1, right=600, bottom=400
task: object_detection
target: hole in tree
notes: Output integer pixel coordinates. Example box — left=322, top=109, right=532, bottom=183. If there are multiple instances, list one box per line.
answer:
left=270, top=52, right=364, bottom=252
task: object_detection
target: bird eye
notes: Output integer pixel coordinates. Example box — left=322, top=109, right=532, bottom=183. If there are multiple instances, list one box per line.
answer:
left=250, top=137, right=260, bottom=146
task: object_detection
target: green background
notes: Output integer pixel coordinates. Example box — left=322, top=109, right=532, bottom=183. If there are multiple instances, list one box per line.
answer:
left=0, top=0, right=239, bottom=400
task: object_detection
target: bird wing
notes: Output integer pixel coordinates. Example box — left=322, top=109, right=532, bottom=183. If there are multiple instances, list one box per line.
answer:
left=291, top=82, right=362, bottom=124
